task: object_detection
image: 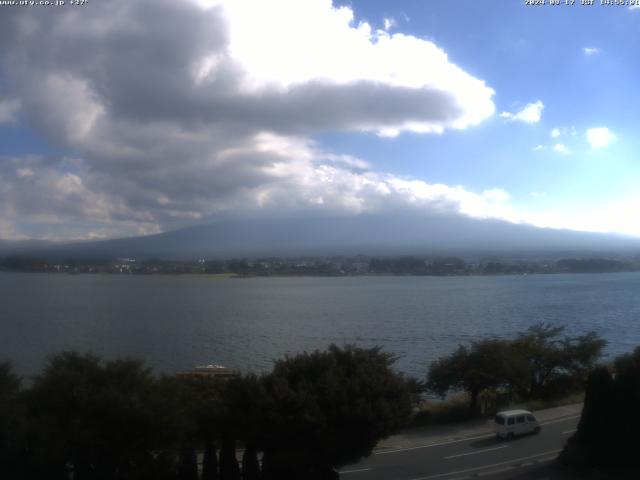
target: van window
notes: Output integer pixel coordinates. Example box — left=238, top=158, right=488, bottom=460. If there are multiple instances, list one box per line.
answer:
left=516, top=415, right=525, bottom=424
left=527, top=415, right=535, bottom=422
left=507, top=417, right=515, bottom=425
left=495, top=416, right=505, bottom=425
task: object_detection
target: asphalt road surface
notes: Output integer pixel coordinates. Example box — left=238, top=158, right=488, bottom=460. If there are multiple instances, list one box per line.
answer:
left=340, top=414, right=580, bottom=480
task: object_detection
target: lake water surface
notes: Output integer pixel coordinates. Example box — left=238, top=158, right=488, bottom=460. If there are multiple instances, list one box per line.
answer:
left=2, top=272, right=639, bottom=378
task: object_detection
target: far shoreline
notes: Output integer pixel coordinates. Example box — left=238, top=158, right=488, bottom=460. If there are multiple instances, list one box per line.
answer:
left=1, top=269, right=639, bottom=279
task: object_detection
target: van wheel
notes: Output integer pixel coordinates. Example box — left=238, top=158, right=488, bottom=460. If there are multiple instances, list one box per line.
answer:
left=534, top=426, right=541, bottom=434
left=507, top=432, right=515, bottom=440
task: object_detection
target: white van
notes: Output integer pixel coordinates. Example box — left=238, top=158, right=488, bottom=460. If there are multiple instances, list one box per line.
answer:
left=494, top=409, right=540, bottom=439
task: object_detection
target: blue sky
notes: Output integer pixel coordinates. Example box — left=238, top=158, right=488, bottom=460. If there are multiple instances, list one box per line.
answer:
left=1, top=0, right=640, bottom=241
left=326, top=1, right=640, bottom=227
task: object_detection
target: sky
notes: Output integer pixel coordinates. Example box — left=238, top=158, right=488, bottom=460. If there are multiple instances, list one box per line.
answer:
left=1, top=0, right=640, bottom=242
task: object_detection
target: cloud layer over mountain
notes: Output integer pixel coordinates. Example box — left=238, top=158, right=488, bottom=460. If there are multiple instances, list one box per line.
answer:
left=1, top=0, right=506, bottom=240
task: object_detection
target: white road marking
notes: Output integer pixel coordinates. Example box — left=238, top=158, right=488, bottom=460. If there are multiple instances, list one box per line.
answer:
left=540, top=414, right=580, bottom=426
left=561, top=428, right=577, bottom=435
left=444, top=445, right=508, bottom=460
left=340, top=467, right=372, bottom=474
left=474, top=456, right=558, bottom=478
left=375, top=433, right=495, bottom=455
left=407, top=449, right=563, bottom=480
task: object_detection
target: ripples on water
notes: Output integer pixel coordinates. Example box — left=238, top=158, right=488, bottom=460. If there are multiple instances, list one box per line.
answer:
left=2, top=272, right=639, bottom=378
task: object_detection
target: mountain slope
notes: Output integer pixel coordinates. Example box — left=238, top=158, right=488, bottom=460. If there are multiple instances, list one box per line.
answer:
left=4, top=214, right=639, bottom=260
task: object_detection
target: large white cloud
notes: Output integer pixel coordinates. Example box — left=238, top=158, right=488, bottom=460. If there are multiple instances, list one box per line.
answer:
left=209, top=0, right=495, bottom=134
left=0, top=0, right=501, bottom=241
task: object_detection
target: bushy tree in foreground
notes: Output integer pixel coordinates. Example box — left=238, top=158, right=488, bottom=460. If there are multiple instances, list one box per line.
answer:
left=427, top=339, right=511, bottom=413
left=561, top=347, right=640, bottom=472
left=0, top=362, right=25, bottom=478
left=173, top=374, right=226, bottom=480
left=426, top=323, right=606, bottom=410
left=509, top=324, right=606, bottom=400
left=260, top=344, right=414, bottom=480
left=0, top=345, right=416, bottom=480
left=23, top=352, right=184, bottom=480
left=218, top=374, right=266, bottom=480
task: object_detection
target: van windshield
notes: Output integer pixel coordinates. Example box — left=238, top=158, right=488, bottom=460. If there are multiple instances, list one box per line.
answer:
left=494, top=415, right=505, bottom=425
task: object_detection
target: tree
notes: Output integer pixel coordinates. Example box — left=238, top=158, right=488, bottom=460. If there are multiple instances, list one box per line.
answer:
left=260, top=344, right=413, bottom=479
left=1, top=346, right=416, bottom=480
left=219, top=434, right=241, bottom=480
left=562, top=331, right=608, bottom=377
left=427, top=339, right=511, bottom=412
left=510, top=323, right=606, bottom=399
left=561, top=347, right=640, bottom=472
left=426, top=325, right=607, bottom=409
left=175, top=374, right=227, bottom=480
left=218, top=374, right=267, bottom=480
left=0, top=362, right=25, bottom=479
left=25, top=352, right=183, bottom=480
left=201, top=436, right=219, bottom=480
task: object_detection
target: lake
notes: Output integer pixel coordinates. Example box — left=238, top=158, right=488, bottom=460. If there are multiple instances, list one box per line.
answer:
left=2, top=271, right=639, bottom=379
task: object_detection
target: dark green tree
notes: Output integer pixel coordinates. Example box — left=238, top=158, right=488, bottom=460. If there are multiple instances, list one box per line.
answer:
left=178, top=446, right=199, bottom=480
left=202, top=436, right=219, bottom=480
left=561, top=347, right=640, bottom=473
left=219, top=434, right=241, bottom=480
left=175, top=374, right=227, bottom=480
left=427, top=339, right=511, bottom=412
left=427, top=324, right=607, bottom=409
left=241, top=446, right=260, bottom=480
left=510, top=323, right=606, bottom=399
left=0, top=362, right=25, bottom=479
left=260, top=344, right=413, bottom=479
left=25, top=352, right=182, bottom=480
left=218, top=374, right=267, bottom=480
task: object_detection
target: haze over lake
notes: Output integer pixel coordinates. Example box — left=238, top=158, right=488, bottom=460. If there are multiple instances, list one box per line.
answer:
left=3, top=271, right=639, bottom=379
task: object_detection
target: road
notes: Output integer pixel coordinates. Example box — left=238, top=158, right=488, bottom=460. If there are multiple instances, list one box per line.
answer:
left=340, top=414, right=580, bottom=480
